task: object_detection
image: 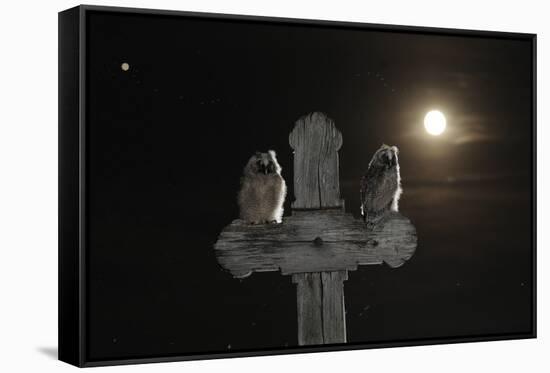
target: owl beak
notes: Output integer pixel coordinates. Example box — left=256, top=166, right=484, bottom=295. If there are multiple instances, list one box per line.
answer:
left=384, top=151, right=396, bottom=167
left=259, top=164, right=268, bottom=174
left=389, top=153, right=397, bottom=166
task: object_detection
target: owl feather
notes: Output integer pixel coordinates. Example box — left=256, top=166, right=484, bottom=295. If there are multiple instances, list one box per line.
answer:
left=360, top=144, right=402, bottom=226
left=238, top=150, right=287, bottom=224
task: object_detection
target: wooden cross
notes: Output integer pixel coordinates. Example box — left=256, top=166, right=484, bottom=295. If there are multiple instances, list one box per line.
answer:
left=214, top=112, right=417, bottom=346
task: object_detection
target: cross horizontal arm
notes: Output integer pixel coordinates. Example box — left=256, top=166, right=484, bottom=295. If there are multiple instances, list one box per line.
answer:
left=214, top=210, right=417, bottom=278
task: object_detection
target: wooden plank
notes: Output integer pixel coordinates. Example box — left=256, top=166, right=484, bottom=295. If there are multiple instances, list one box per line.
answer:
left=293, top=273, right=324, bottom=345
left=214, top=210, right=417, bottom=278
left=292, top=271, right=348, bottom=345
left=289, top=112, right=344, bottom=209
left=321, top=271, right=347, bottom=343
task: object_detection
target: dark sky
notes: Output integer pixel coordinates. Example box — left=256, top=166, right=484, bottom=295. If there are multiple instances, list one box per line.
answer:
left=84, top=10, right=534, bottom=362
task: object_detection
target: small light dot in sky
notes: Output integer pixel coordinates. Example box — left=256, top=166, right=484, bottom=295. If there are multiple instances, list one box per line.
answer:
left=121, top=62, right=130, bottom=71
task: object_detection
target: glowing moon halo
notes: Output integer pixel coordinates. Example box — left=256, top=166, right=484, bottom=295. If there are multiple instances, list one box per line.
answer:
left=424, top=110, right=447, bottom=136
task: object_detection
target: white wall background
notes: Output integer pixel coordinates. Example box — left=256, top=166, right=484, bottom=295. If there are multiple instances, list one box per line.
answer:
left=0, top=0, right=546, bottom=371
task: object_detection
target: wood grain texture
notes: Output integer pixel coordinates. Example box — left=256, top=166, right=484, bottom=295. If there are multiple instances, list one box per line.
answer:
left=214, top=210, right=417, bottom=278
left=292, top=271, right=348, bottom=345
left=289, top=112, right=344, bottom=209
left=320, top=271, right=347, bottom=343
left=293, top=273, right=324, bottom=345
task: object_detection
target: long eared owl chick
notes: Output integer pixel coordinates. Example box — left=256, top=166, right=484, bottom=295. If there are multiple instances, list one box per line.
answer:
left=360, top=144, right=402, bottom=225
left=238, top=150, right=287, bottom=224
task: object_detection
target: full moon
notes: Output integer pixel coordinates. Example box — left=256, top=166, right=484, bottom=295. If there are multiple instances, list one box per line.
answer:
left=424, top=110, right=447, bottom=136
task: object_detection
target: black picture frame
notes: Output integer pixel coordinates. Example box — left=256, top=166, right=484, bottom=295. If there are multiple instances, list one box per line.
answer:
left=59, top=5, right=537, bottom=367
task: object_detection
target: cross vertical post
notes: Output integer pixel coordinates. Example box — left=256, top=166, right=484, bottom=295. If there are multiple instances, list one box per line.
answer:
left=289, top=112, right=348, bottom=345
left=293, top=271, right=348, bottom=345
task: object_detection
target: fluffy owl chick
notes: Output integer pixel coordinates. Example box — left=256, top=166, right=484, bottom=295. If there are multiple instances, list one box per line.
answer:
left=360, top=144, right=402, bottom=225
left=238, top=150, right=287, bottom=224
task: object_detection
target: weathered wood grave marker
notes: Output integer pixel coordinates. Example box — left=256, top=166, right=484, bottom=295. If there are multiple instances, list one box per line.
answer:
left=214, top=112, right=417, bottom=345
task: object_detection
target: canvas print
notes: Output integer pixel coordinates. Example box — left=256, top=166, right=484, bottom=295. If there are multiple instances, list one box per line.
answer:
left=59, top=6, right=535, bottom=366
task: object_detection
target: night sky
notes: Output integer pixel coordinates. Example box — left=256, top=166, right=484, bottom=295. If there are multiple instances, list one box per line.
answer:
left=84, top=10, right=534, bottom=362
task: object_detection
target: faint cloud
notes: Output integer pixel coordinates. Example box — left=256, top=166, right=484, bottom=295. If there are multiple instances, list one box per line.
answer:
left=400, top=112, right=500, bottom=145
left=445, top=71, right=489, bottom=90
left=453, top=132, right=496, bottom=145
left=450, top=114, right=499, bottom=145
